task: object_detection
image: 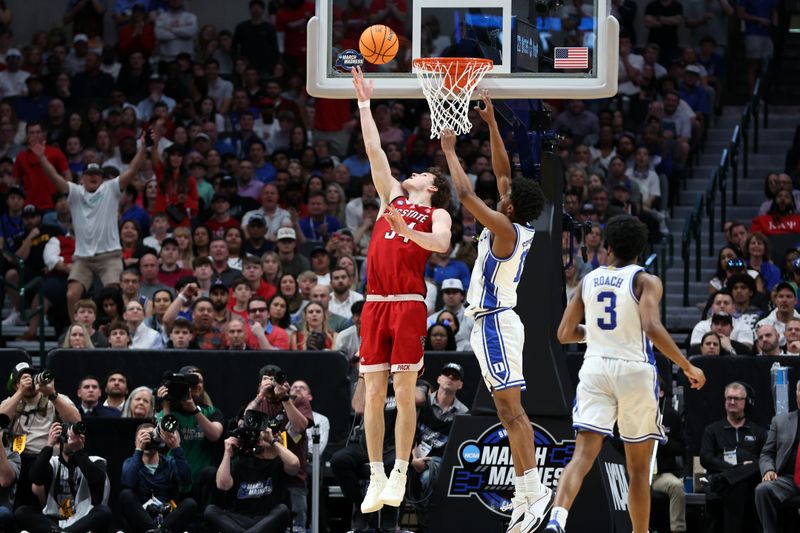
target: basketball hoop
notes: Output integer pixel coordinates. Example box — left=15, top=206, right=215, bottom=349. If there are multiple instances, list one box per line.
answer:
left=413, top=57, right=493, bottom=139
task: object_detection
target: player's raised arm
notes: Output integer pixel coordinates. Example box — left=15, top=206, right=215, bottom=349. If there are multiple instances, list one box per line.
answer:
left=441, top=128, right=516, bottom=255
left=637, top=272, right=706, bottom=390
left=475, top=90, right=511, bottom=199
left=351, top=66, right=402, bottom=205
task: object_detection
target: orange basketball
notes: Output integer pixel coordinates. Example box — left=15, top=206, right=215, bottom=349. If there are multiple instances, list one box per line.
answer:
left=359, top=24, right=399, bottom=65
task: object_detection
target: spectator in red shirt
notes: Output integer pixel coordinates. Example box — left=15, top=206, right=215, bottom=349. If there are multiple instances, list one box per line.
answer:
left=275, top=0, right=314, bottom=68
left=206, top=193, right=241, bottom=239
left=241, top=255, right=277, bottom=301
left=158, top=237, right=193, bottom=288
left=12, top=122, right=69, bottom=211
left=118, top=4, right=156, bottom=59
left=152, top=133, right=198, bottom=227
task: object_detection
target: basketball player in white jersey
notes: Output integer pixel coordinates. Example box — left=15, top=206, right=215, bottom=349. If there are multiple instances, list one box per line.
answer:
left=545, top=215, right=706, bottom=533
left=441, top=90, right=553, bottom=533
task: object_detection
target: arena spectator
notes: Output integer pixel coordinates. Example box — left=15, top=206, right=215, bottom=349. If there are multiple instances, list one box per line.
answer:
left=755, top=379, right=800, bottom=533
left=103, top=371, right=128, bottom=412
left=125, top=299, right=163, bottom=349
left=139, top=252, right=172, bottom=300
left=410, top=363, right=468, bottom=527
left=690, top=289, right=754, bottom=348
left=553, top=100, right=600, bottom=146
left=276, top=228, right=310, bottom=278
left=122, top=386, right=155, bottom=419
left=737, top=0, right=778, bottom=94
left=424, top=322, right=456, bottom=351
left=154, top=0, right=198, bottom=62
left=13, top=124, right=67, bottom=212
left=76, top=376, right=120, bottom=417
left=145, top=288, right=173, bottom=344
left=241, top=183, right=291, bottom=241
left=427, top=278, right=472, bottom=349
left=726, top=273, right=765, bottom=330
left=328, top=267, right=363, bottom=320
left=756, top=282, right=800, bottom=343
left=334, top=299, right=363, bottom=377
left=345, top=176, right=379, bottom=231
left=208, top=238, right=240, bottom=286
left=743, top=232, right=781, bottom=291
left=758, top=173, right=800, bottom=216
left=291, top=301, right=337, bottom=350
left=700, top=331, right=722, bottom=356
left=751, top=189, right=800, bottom=235
left=119, top=421, right=197, bottom=533
left=700, top=382, right=766, bottom=533
left=166, top=316, right=195, bottom=349
left=307, top=284, right=348, bottom=332
left=243, top=214, right=272, bottom=257
left=0, top=48, right=27, bottom=98
left=754, top=324, right=784, bottom=356
left=107, top=321, right=132, bottom=348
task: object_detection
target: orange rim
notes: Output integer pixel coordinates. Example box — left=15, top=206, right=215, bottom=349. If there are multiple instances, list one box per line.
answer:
left=413, top=57, right=493, bottom=93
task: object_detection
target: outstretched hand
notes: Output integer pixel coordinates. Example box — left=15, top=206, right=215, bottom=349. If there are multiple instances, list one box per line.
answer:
left=351, top=66, right=374, bottom=102
left=474, top=89, right=496, bottom=124
left=440, top=129, right=457, bottom=153
left=384, top=205, right=409, bottom=238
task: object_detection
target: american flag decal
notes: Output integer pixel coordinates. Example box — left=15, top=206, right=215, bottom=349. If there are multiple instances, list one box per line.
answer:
left=554, top=47, right=588, bottom=69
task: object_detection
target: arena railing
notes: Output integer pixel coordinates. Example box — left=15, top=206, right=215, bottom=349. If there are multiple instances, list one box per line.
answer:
left=680, top=60, right=770, bottom=306
left=0, top=251, right=46, bottom=352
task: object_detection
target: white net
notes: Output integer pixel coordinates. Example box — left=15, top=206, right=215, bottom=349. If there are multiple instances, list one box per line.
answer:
left=413, top=58, right=493, bottom=139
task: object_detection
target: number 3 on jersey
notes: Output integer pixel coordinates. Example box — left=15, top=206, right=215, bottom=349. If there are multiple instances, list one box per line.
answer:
left=384, top=222, right=416, bottom=244
left=596, top=291, right=617, bottom=330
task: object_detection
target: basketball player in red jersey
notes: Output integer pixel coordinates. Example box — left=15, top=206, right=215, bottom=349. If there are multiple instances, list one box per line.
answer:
left=351, top=66, right=453, bottom=514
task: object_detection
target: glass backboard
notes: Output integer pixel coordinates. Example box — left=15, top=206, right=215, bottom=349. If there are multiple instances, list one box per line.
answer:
left=307, top=0, right=618, bottom=99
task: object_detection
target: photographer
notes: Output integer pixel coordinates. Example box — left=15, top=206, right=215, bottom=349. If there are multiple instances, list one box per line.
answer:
left=0, top=417, right=21, bottom=530
left=119, top=421, right=198, bottom=533
left=0, top=362, right=80, bottom=507
left=246, top=365, right=313, bottom=532
left=156, top=366, right=225, bottom=488
left=14, top=422, right=111, bottom=533
left=203, top=429, right=299, bottom=533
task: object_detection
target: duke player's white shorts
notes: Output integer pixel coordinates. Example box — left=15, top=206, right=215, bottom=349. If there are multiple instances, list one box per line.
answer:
left=471, top=309, right=526, bottom=392
left=572, top=357, right=666, bottom=443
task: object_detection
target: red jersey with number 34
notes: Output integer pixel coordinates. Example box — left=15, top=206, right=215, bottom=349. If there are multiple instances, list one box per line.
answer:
left=367, top=197, right=437, bottom=296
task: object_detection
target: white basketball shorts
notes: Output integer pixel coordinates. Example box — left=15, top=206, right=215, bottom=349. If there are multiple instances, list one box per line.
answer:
left=572, top=357, right=666, bottom=443
left=471, top=310, right=525, bottom=392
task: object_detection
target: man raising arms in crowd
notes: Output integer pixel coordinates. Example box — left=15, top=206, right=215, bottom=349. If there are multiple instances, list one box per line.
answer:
left=351, top=66, right=452, bottom=514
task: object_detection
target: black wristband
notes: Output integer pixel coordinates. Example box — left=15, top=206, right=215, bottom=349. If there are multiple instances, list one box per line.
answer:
left=48, top=392, right=58, bottom=402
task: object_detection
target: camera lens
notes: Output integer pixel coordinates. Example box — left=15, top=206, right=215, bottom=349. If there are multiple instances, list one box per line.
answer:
left=160, top=414, right=178, bottom=433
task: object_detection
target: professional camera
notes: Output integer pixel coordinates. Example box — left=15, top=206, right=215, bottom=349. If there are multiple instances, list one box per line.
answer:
left=306, top=331, right=327, bottom=351
left=160, top=372, right=200, bottom=403
left=59, top=421, right=87, bottom=444
left=145, top=415, right=179, bottom=453
left=33, top=370, right=53, bottom=386
left=230, top=409, right=284, bottom=456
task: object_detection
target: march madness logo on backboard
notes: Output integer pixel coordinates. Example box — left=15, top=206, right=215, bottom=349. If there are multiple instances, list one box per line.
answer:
left=447, top=422, right=575, bottom=516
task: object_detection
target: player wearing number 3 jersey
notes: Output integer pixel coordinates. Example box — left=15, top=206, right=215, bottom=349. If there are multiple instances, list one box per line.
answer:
left=350, top=66, right=453, bottom=516
left=545, top=215, right=706, bottom=533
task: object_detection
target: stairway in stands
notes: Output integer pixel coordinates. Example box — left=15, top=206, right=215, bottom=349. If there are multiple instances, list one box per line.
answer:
left=664, top=105, right=800, bottom=341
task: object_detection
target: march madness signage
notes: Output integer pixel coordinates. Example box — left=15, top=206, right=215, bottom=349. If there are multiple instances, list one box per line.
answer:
left=447, top=422, right=576, bottom=516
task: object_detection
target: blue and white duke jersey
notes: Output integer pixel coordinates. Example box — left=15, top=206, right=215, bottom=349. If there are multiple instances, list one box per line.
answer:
left=582, top=264, right=655, bottom=363
left=466, top=223, right=535, bottom=318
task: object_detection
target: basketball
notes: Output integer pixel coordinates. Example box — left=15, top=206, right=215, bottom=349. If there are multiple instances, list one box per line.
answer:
left=358, top=24, right=399, bottom=65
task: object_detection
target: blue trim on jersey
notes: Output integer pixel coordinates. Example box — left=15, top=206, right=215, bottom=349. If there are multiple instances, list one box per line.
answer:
left=480, top=253, right=501, bottom=308
left=629, top=267, right=642, bottom=304
left=486, top=224, right=521, bottom=263
left=573, top=423, right=613, bottom=436
left=494, top=379, right=527, bottom=391
left=645, top=337, right=655, bottom=365
left=480, top=314, right=509, bottom=384
left=620, top=433, right=667, bottom=443
left=473, top=307, right=511, bottom=320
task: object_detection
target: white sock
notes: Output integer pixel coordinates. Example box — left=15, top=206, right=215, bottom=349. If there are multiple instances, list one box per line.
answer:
left=524, top=467, right=543, bottom=494
left=393, top=459, right=409, bottom=475
left=369, top=462, right=385, bottom=478
left=550, top=507, right=568, bottom=528
left=515, top=475, right=527, bottom=497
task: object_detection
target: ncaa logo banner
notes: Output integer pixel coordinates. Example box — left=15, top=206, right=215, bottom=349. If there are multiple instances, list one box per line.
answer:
left=447, top=422, right=575, bottom=516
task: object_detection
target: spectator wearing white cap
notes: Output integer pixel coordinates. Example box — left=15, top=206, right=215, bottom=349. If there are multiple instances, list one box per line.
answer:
left=63, top=33, right=90, bottom=76
left=276, top=228, right=310, bottom=278
left=0, top=48, right=28, bottom=98
left=427, top=278, right=474, bottom=351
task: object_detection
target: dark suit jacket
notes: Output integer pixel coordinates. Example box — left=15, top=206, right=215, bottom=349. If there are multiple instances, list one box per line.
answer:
left=81, top=405, right=122, bottom=418
left=759, top=411, right=798, bottom=477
